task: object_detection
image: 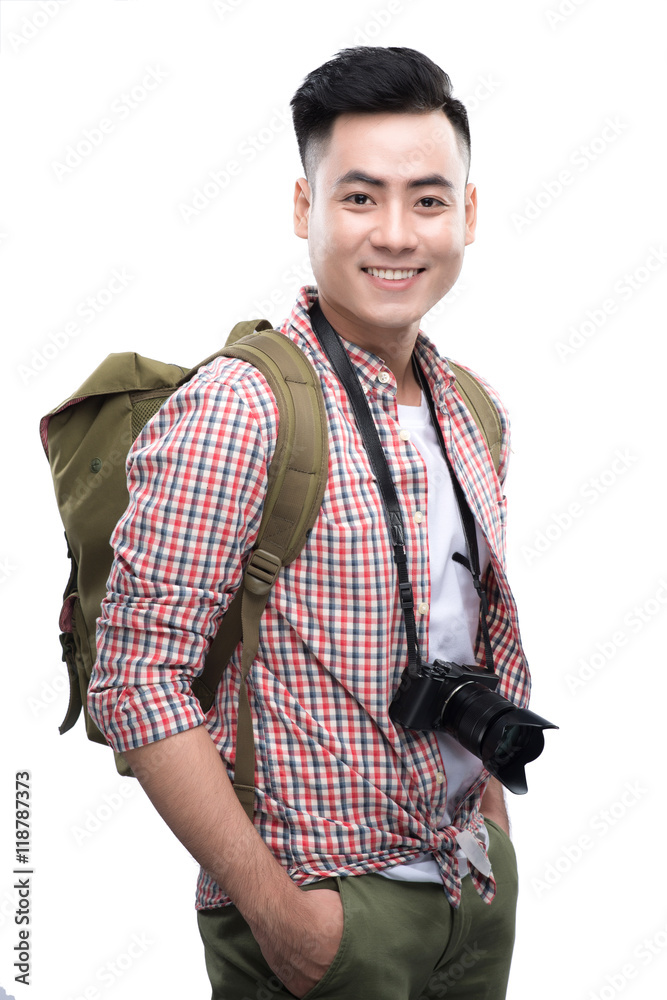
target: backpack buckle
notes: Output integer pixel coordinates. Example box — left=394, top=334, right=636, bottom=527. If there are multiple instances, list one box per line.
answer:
left=244, top=548, right=282, bottom=596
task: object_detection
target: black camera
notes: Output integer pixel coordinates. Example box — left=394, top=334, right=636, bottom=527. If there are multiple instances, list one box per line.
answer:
left=389, top=659, right=557, bottom=794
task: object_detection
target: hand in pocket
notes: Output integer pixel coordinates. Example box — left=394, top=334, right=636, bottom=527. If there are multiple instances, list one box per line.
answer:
left=254, top=887, right=344, bottom=999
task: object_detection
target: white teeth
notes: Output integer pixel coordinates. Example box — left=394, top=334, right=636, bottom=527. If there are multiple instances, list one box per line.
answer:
left=364, top=267, right=422, bottom=280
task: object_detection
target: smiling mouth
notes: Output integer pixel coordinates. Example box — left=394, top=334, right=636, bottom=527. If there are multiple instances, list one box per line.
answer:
left=362, top=267, right=426, bottom=280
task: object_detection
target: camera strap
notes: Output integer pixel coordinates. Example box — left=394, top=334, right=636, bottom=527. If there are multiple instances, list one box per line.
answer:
left=310, top=300, right=421, bottom=678
left=309, top=300, right=494, bottom=677
left=412, top=359, right=495, bottom=674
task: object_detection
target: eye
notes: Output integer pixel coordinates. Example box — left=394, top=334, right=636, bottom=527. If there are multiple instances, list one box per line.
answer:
left=344, top=193, right=373, bottom=205
left=417, top=197, right=445, bottom=209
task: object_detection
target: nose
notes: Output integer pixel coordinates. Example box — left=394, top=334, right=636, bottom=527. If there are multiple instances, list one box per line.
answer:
left=369, top=202, right=419, bottom=256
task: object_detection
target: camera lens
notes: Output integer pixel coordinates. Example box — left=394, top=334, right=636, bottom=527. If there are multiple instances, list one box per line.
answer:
left=495, top=725, right=529, bottom=761
left=438, top=681, right=554, bottom=795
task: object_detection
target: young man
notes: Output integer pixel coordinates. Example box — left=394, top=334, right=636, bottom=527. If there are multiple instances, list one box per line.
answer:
left=89, top=46, right=529, bottom=1000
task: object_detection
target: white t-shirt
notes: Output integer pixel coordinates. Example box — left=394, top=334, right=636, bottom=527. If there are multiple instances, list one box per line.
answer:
left=379, top=393, right=491, bottom=884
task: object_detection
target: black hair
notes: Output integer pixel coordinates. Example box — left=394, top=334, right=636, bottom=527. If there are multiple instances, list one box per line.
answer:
left=290, top=46, right=471, bottom=187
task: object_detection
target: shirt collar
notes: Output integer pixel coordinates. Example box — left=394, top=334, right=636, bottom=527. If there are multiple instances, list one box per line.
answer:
left=282, top=285, right=456, bottom=409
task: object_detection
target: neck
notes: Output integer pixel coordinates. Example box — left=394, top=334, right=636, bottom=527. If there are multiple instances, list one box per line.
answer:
left=315, top=294, right=423, bottom=406
left=394, top=366, right=422, bottom=406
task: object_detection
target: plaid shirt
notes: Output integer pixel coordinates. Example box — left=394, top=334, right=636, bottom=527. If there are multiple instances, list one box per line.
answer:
left=90, top=285, right=530, bottom=911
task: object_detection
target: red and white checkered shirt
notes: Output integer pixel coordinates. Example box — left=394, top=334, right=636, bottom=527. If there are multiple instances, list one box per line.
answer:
left=90, top=285, right=531, bottom=910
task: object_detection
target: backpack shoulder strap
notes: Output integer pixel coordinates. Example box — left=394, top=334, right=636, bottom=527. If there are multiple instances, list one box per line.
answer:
left=447, top=362, right=503, bottom=476
left=225, top=329, right=329, bottom=565
left=189, top=328, right=328, bottom=820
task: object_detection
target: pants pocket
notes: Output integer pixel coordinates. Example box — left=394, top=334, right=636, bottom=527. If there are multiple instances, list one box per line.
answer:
left=300, top=877, right=349, bottom=1000
left=484, top=819, right=518, bottom=887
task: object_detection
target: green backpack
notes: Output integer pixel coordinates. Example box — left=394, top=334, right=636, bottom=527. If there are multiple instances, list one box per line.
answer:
left=40, top=318, right=502, bottom=821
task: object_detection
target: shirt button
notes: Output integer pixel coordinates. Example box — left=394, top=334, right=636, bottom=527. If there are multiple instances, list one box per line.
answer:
left=414, top=511, right=424, bottom=523
left=399, top=428, right=411, bottom=441
left=418, top=602, right=429, bottom=615
left=435, top=772, right=445, bottom=785
left=377, top=371, right=391, bottom=384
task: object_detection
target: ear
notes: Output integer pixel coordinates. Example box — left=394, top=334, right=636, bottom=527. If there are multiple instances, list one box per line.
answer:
left=464, top=182, right=478, bottom=246
left=293, top=177, right=312, bottom=240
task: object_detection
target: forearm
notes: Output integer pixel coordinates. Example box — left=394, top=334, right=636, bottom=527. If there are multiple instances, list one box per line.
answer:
left=480, top=775, right=510, bottom=837
left=122, top=724, right=301, bottom=933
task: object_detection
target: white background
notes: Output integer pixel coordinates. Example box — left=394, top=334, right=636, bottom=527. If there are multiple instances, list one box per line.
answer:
left=1, top=1, right=665, bottom=997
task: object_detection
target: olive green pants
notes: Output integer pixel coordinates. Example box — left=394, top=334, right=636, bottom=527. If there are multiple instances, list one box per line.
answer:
left=197, top=819, right=518, bottom=1000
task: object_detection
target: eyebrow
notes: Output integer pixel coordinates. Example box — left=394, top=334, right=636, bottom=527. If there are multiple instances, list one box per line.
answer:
left=333, top=169, right=456, bottom=191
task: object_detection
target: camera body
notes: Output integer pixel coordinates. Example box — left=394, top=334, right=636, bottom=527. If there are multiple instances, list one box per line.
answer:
left=390, top=659, right=498, bottom=732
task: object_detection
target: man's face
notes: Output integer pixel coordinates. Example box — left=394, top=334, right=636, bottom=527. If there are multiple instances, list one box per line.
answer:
left=293, top=110, right=477, bottom=351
